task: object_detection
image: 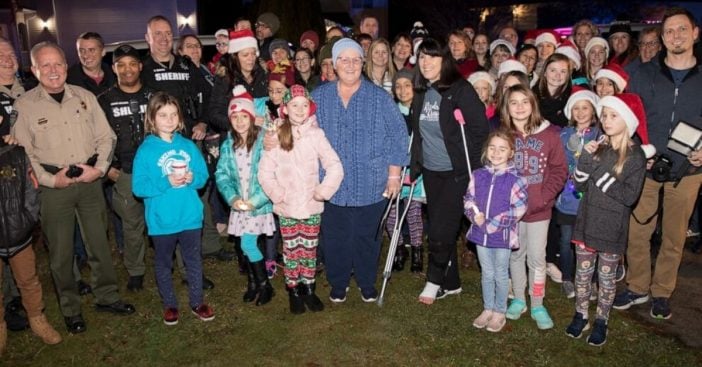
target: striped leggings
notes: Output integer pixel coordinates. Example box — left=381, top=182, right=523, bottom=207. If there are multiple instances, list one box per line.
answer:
left=280, top=215, right=321, bottom=288
left=385, top=199, right=423, bottom=247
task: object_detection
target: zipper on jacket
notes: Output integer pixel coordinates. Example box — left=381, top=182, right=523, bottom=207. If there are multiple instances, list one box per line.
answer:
left=670, top=87, right=679, bottom=126
left=483, top=173, right=496, bottom=246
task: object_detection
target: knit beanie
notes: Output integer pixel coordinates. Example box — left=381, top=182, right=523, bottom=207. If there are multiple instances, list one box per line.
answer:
left=595, top=63, right=629, bottom=92
left=268, top=38, right=290, bottom=57
left=228, top=29, right=259, bottom=55
left=555, top=39, right=581, bottom=70
left=584, top=36, right=610, bottom=58
left=393, top=68, right=415, bottom=85
left=489, top=39, right=516, bottom=56
left=299, top=30, right=319, bottom=49
left=467, top=71, right=496, bottom=96
left=564, top=86, right=599, bottom=120
left=331, top=38, right=364, bottom=68
left=257, top=12, right=280, bottom=35
left=228, top=85, right=256, bottom=120
left=608, top=21, right=632, bottom=39
left=535, top=30, right=559, bottom=47
left=597, top=93, right=656, bottom=158
left=497, top=58, right=527, bottom=77
left=282, top=84, right=317, bottom=117
left=318, top=36, right=341, bottom=64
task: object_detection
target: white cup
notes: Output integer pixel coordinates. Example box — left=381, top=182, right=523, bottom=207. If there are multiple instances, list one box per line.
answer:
left=171, top=160, right=187, bottom=178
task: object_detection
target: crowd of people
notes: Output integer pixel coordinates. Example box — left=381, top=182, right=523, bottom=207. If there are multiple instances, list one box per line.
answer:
left=0, top=5, right=700, bottom=354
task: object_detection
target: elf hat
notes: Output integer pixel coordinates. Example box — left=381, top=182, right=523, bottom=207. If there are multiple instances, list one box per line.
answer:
left=564, top=86, right=599, bottom=121
left=281, top=84, right=317, bottom=117
left=228, top=29, right=259, bottom=55
left=597, top=93, right=656, bottom=158
left=228, top=85, right=256, bottom=120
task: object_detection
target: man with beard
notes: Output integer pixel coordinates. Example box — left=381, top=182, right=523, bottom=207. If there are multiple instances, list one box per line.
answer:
left=615, top=6, right=702, bottom=320
left=98, top=44, right=153, bottom=292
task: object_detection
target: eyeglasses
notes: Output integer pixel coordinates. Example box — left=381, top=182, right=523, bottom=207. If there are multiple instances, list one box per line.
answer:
left=639, top=41, right=660, bottom=48
left=268, top=88, right=286, bottom=95
left=294, top=57, right=310, bottom=63
left=255, top=22, right=269, bottom=29
left=183, top=44, right=201, bottom=50
left=215, top=42, right=228, bottom=47
left=336, top=57, right=363, bottom=67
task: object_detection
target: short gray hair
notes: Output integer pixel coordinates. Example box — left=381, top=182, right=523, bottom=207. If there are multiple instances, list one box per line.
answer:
left=30, top=41, right=66, bottom=66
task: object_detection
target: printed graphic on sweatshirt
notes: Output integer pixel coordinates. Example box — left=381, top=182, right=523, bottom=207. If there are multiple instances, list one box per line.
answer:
left=157, top=149, right=191, bottom=182
left=419, top=100, right=439, bottom=122
left=514, top=137, right=547, bottom=185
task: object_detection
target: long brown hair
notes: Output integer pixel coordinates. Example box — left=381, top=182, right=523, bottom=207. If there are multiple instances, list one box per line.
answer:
left=144, top=92, right=185, bottom=135
left=500, top=84, right=544, bottom=135
left=231, top=112, right=259, bottom=152
left=537, top=53, right=573, bottom=98
left=481, top=129, right=516, bottom=165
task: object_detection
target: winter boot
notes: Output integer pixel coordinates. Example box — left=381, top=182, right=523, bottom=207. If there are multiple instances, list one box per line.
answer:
left=392, top=245, right=408, bottom=272
left=299, top=283, right=325, bottom=312
left=242, top=260, right=257, bottom=303
left=410, top=247, right=423, bottom=273
left=29, top=314, right=62, bottom=345
left=251, top=260, right=274, bottom=306
left=287, top=286, right=306, bottom=314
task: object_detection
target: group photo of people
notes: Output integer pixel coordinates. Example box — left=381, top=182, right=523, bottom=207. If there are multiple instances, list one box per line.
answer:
left=1, top=2, right=701, bottom=364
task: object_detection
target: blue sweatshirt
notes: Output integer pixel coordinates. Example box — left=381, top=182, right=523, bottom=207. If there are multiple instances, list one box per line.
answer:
left=132, top=133, right=208, bottom=236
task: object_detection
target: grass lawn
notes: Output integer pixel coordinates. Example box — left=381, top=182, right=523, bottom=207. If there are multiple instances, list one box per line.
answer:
left=3, top=238, right=701, bottom=366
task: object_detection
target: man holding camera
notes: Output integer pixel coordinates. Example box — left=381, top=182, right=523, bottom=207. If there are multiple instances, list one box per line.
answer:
left=614, top=7, right=702, bottom=320
left=12, top=42, right=135, bottom=333
left=98, top=44, right=154, bottom=292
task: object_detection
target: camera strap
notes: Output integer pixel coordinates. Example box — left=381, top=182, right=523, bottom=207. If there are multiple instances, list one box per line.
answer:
left=631, top=184, right=664, bottom=225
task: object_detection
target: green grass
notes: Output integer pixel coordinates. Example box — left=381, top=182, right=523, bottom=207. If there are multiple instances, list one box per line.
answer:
left=3, top=238, right=702, bottom=366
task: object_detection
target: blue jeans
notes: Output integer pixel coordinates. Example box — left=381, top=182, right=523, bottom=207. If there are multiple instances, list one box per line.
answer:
left=559, top=223, right=575, bottom=282
left=152, top=229, right=203, bottom=309
left=476, top=246, right=511, bottom=314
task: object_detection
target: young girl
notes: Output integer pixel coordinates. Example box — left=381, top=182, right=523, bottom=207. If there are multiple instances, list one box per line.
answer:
left=500, top=84, right=568, bottom=330
left=566, top=93, right=647, bottom=346
left=258, top=85, right=344, bottom=314
left=468, top=71, right=496, bottom=120
left=593, top=63, right=629, bottom=98
left=216, top=86, right=276, bottom=306
left=556, top=88, right=601, bottom=299
left=464, top=130, right=528, bottom=333
left=533, top=53, right=573, bottom=128
left=132, top=92, right=214, bottom=325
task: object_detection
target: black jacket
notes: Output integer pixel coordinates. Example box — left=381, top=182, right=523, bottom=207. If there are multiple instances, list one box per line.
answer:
left=67, top=62, right=116, bottom=96
left=533, top=84, right=571, bottom=128
left=409, top=79, right=489, bottom=181
left=0, top=144, right=39, bottom=257
left=208, top=65, right=268, bottom=133
left=572, top=145, right=647, bottom=254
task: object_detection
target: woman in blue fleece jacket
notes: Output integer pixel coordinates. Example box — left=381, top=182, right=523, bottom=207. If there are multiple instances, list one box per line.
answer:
left=132, top=92, right=213, bottom=326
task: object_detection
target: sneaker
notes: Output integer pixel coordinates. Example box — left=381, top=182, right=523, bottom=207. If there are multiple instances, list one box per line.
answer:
left=329, top=287, right=349, bottom=303
left=191, top=304, right=215, bottom=322
left=360, top=287, right=378, bottom=303
left=590, top=283, right=598, bottom=301
left=163, top=308, right=179, bottom=326
left=562, top=281, right=575, bottom=299
left=650, top=297, right=672, bottom=320
left=587, top=319, right=608, bottom=346
left=265, top=260, right=277, bottom=279
left=472, top=309, right=493, bottom=329
left=530, top=305, right=554, bottom=330
left=686, top=229, right=699, bottom=238
left=546, top=263, right=563, bottom=283
left=615, top=263, right=626, bottom=282
left=486, top=312, right=506, bottom=332
left=505, top=299, right=527, bottom=320
left=565, top=312, right=590, bottom=338
left=613, top=289, right=649, bottom=310
left=436, top=287, right=462, bottom=300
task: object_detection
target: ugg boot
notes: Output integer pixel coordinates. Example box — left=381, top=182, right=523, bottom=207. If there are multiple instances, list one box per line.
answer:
left=287, top=286, right=306, bottom=314
left=0, top=321, right=6, bottom=356
left=250, top=260, right=274, bottom=306
left=392, top=246, right=407, bottom=272
left=29, top=314, right=62, bottom=345
left=299, top=283, right=325, bottom=312
left=243, top=260, right=257, bottom=303
left=410, top=247, right=423, bottom=273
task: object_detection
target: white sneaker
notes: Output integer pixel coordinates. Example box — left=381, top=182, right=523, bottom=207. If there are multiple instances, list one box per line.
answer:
left=546, top=263, right=563, bottom=283
left=472, top=309, right=493, bottom=329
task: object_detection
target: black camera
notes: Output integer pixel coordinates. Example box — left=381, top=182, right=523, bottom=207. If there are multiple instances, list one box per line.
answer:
left=651, top=154, right=673, bottom=182
left=41, top=154, right=98, bottom=178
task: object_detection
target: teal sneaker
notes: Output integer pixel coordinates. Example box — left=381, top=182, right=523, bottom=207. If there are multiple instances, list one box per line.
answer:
left=531, top=305, right=554, bottom=330
left=505, top=299, right=527, bottom=320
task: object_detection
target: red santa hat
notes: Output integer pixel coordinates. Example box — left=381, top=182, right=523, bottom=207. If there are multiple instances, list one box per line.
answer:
left=497, top=58, right=527, bottom=78
left=597, top=93, right=656, bottom=158
left=594, top=63, right=629, bottom=92
left=564, top=86, right=599, bottom=121
left=228, top=85, right=256, bottom=120
left=555, top=39, right=581, bottom=70
left=535, top=30, right=559, bottom=47
left=228, top=29, right=259, bottom=55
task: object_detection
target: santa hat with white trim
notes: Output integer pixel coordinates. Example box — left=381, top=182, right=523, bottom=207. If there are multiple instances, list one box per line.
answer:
left=535, top=30, right=559, bottom=48
left=228, top=29, right=259, bottom=55
left=594, top=63, right=629, bottom=92
left=555, top=39, right=581, bottom=70
left=597, top=93, right=656, bottom=158
left=228, top=85, right=256, bottom=120
left=564, top=86, right=599, bottom=121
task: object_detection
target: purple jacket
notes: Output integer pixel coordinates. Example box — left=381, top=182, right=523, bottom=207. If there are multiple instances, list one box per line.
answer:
left=464, top=164, right=528, bottom=249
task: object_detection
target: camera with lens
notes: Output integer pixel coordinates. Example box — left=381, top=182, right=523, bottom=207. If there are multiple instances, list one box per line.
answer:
left=650, top=154, right=673, bottom=182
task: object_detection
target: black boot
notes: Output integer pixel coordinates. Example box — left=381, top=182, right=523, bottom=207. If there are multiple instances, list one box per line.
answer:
left=243, top=260, right=257, bottom=303
left=287, top=286, right=306, bottom=314
left=410, top=247, right=423, bottom=273
left=299, top=283, right=325, bottom=312
left=251, top=260, right=274, bottom=306
left=392, top=246, right=407, bottom=272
